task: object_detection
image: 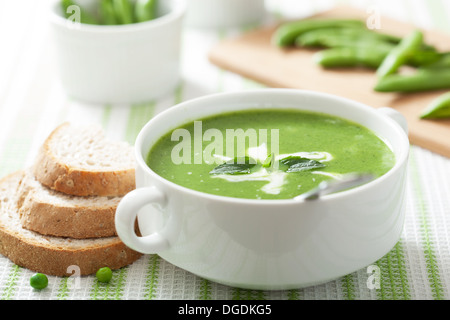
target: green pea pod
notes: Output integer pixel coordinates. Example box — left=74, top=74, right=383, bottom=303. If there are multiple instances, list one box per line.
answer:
left=374, top=69, right=450, bottom=93
left=100, top=0, right=118, bottom=25
left=376, top=30, right=424, bottom=79
left=315, top=46, right=389, bottom=69
left=422, top=52, right=450, bottom=69
left=296, top=27, right=365, bottom=47
left=374, top=32, right=403, bottom=44
left=272, top=19, right=365, bottom=47
left=135, top=0, right=158, bottom=22
left=61, top=0, right=99, bottom=25
left=296, top=27, right=400, bottom=48
left=297, top=35, right=396, bottom=55
left=407, top=49, right=442, bottom=68
left=113, top=0, right=134, bottom=24
left=420, top=92, right=450, bottom=119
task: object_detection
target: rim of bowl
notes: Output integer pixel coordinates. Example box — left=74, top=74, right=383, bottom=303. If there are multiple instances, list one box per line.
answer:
left=136, top=88, right=410, bottom=206
left=48, top=0, right=186, bottom=34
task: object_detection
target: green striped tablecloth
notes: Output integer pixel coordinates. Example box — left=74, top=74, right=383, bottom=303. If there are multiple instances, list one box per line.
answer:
left=1, top=0, right=450, bottom=300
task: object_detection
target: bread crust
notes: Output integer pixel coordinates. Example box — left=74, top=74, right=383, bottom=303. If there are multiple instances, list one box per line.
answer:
left=33, top=123, right=136, bottom=197
left=0, top=121, right=143, bottom=276
left=17, top=171, right=119, bottom=239
left=0, top=227, right=142, bottom=276
left=0, top=171, right=142, bottom=276
left=18, top=196, right=118, bottom=239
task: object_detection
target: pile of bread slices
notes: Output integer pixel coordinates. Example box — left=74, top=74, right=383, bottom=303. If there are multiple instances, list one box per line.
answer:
left=0, top=123, right=142, bottom=276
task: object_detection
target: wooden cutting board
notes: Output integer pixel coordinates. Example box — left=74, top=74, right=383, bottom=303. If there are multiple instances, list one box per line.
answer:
left=208, top=6, right=450, bottom=158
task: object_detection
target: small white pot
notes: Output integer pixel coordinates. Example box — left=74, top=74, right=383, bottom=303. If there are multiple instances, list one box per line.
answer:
left=115, top=89, right=410, bottom=290
left=49, top=0, right=186, bottom=105
left=185, top=0, right=267, bottom=29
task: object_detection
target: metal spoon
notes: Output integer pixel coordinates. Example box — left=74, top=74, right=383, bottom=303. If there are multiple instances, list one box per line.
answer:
left=294, top=173, right=375, bottom=201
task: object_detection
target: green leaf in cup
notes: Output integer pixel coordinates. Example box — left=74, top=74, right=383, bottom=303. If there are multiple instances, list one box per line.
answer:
left=210, top=156, right=257, bottom=175
left=262, top=153, right=275, bottom=168
left=279, top=156, right=325, bottom=173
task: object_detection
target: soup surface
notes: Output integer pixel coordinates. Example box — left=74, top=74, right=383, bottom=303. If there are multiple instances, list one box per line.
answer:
left=146, top=109, right=395, bottom=200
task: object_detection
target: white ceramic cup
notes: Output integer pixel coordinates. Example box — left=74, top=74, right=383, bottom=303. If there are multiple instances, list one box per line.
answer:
left=185, top=0, right=266, bottom=29
left=115, top=89, right=410, bottom=290
left=49, top=0, right=186, bottom=105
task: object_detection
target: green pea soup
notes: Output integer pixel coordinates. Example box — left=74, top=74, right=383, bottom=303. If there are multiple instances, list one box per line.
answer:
left=146, top=109, right=395, bottom=200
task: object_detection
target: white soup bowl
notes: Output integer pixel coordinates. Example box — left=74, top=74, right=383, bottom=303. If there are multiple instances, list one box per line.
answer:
left=115, top=89, right=410, bottom=290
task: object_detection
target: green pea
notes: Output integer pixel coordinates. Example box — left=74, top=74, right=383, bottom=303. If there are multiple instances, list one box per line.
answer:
left=96, top=267, right=113, bottom=283
left=30, top=273, right=48, bottom=290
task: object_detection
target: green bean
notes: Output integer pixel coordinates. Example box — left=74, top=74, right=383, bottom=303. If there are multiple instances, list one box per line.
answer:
left=112, top=0, right=134, bottom=24
left=135, top=0, right=158, bottom=22
left=374, top=69, right=450, bottom=93
left=315, top=46, right=389, bottom=69
left=420, top=92, right=450, bottom=119
left=272, top=19, right=365, bottom=47
left=61, top=0, right=99, bottom=25
left=376, top=30, right=424, bottom=78
left=100, top=0, right=118, bottom=25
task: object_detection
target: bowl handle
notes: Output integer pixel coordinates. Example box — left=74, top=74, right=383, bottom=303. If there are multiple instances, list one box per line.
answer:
left=115, top=187, right=170, bottom=254
left=378, top=107, right=409, bottom=135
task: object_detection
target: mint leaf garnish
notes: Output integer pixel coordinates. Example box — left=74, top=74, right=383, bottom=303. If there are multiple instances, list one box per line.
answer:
left=210, top=156, right=257, bottom=175
left=279, top=156, right=325, bottom=173
left=262, top=153, right=275, bottom=168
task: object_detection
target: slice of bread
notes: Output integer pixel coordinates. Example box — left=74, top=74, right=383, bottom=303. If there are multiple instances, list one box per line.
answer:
left=33, top=122, right=136, bottom=197
left=0, top=171, right=142, bottom=276
left=17, top=170, right=119, bottom=239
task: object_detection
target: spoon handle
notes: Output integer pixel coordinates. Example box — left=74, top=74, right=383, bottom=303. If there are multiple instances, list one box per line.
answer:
left=295, top=173, right=375, bottom=201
